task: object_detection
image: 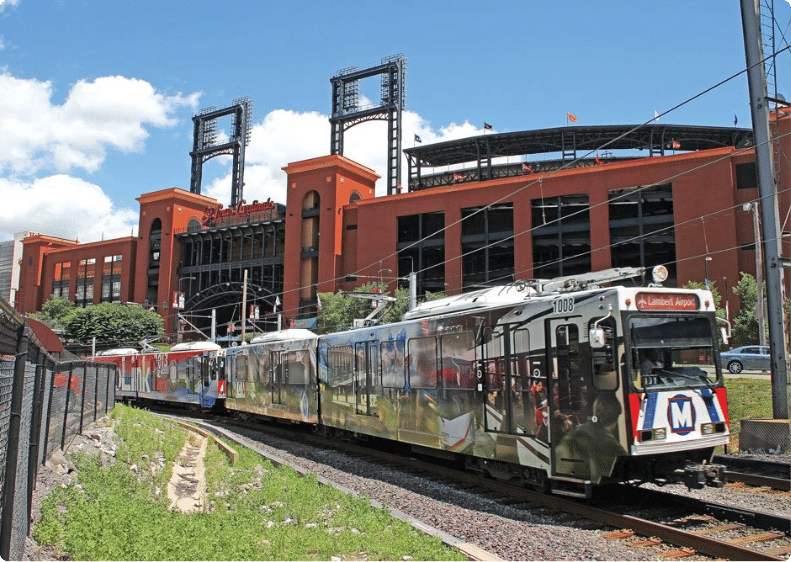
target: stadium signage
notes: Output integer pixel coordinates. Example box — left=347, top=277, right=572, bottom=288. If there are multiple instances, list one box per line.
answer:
left=202, top=199, right=277, bottom=226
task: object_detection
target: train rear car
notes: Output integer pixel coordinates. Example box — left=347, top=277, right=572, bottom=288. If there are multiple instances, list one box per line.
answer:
left=95, top=348, right=139, bottom=400
left=138, top=341, right=225, bottom=408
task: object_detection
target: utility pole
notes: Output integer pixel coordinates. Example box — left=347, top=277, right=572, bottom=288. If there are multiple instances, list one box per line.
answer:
left=741, top=0, right=789, bottom=418
left=409, top=271, right=417, bottom=311
left=241, top=269, right=248, bottom=343
left=211, top=309, right=216, bottom=343
left=744, top=202, right=767, bottom=347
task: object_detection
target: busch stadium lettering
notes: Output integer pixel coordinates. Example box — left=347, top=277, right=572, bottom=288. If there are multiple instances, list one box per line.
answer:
left=635, top=292, right=699, bottom=311
left=202, top=199, right=277, bottom=226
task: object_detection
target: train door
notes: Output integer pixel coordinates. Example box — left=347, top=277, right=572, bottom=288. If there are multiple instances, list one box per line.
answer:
left=354, top=341, right=379, bottom=416
left=482, top=325, right=506, bottom=432
left=482, top=324, right=534, bottom=435
left=546, top=317, right=590, bottom=477
left=226, top=353, right=240, bottom=399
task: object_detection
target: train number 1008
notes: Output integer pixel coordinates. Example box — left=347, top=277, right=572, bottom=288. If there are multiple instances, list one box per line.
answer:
left=551, top=296, right=575, bottom=314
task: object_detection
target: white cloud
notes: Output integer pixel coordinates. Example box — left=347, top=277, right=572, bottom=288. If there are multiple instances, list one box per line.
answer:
left=202, top=108, right=487, bottom=205
left=0, top=0, right=20, bottom=12
left=0, top=73, right=199, bottom=175
left=0, top=75, right=488, bottom=244
left=0, top=175, right=138, bottom=241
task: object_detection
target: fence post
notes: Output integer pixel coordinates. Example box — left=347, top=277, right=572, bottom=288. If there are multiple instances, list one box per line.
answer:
left=42, top=361, right=56, bottom=465
left=60, top=364, right=73, bottom=451
left=0, top=326, right=28, bottom=561
left=93, top=363, right=99, bottom=423
left=26, top=349, right=45, bottom=536
left=79, top=362, right=87, bottom=434
left=109, top=364, right=116, bottom=413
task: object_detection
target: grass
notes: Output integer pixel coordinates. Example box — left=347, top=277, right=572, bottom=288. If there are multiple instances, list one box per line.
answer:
left=34, top=379, right=775, bottom=559
left=34, top=404, right=465, bottom=561
left=723, top=376, right=775, bottom=452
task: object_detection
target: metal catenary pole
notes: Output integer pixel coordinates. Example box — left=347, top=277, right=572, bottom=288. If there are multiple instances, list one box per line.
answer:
left=741, top=0, right=790, bottom=418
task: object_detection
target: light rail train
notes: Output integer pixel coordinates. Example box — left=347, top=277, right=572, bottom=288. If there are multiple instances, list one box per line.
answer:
left=97, top=267, right=730, bottom=497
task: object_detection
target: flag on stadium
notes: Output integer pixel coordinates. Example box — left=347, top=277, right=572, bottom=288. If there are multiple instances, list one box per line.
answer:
left=414, top=134, right=422, bottom=143
left=484, top=122, right=492, bottom=130
left=566, top=112, right=577, bottom=123
left=522, top=163, right=534, bottom=174
left=672, top=140, right=681, bottom=149
left=453, top=173, right=468, bottom=182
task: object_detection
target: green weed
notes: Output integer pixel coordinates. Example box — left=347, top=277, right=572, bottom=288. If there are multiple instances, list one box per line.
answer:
left=34, top=405, right=464, bottom=561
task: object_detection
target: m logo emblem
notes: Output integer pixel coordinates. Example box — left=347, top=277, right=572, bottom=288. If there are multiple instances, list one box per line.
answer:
left=667, top=395, right=695, bottom=436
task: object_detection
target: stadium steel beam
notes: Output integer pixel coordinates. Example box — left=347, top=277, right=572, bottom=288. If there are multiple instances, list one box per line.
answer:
left=189, top=98, right=253, bottom=207
left=329, top=55, right=406, bottom=195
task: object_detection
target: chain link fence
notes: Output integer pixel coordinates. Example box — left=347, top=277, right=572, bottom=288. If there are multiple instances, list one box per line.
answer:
left=0, top=298, right=116, bottom=561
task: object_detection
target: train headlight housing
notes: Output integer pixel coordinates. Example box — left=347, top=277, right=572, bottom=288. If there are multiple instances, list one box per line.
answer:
left=638, top=427, right=666, bottom=442
left=652, top=265, right=669, bottom=284
left=701, top=422, right=726, bottom=435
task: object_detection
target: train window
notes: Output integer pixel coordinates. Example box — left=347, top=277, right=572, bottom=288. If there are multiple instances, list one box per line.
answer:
left=211, top=356, right=221, bottom=381
left=285, top=350, right=311, bottom=385
left=555, top=324, right=583, bottom=415
left=440, top=332, right=475, bottom=389
left=328, top=345, right=354, bottom=388
left=408, top=336, right=438, bottom=389
left=380, top=339, right=405, bottom=388
left=246, top=352, right=258, bottom=383
left=236, top=354, right=248, bottom=382
left=176, top=361, right=187, bottom=390
left=589, top=317, right=618, bottom=391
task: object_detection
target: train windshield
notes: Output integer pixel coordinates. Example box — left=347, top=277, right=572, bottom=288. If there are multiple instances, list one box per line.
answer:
left=629, top=315, right=720, bottom=390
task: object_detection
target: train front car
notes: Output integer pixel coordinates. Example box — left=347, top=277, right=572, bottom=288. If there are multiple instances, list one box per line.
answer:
left=224, top=329, right=319, bottom=424
left=616, top=286, right=729, bottom=490
left=314, top=267, right=728, bottom=498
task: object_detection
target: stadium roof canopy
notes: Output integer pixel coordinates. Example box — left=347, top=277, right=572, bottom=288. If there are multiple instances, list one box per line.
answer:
left=404, top=124, right=753, bottom=167
left=401, top=124, right=754, bottom=191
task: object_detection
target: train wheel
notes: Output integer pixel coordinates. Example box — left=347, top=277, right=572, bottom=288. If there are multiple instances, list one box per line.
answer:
left=522, top=467, right=549, bottom=492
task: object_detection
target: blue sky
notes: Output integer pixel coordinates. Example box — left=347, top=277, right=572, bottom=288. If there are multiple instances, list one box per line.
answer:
left=0, top=0, right=789, bottom=242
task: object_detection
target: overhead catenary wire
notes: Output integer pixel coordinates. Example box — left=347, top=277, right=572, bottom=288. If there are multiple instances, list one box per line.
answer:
left=180, top=42, right=791, bottom=323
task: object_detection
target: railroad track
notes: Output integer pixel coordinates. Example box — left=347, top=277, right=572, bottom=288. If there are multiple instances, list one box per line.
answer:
left=156, top=408, right=790, bottom=561
left=714, top=455, right=791, bottom=491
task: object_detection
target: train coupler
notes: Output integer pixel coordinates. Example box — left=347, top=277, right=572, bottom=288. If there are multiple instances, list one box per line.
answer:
left=680, top=462, right=726, bottom=490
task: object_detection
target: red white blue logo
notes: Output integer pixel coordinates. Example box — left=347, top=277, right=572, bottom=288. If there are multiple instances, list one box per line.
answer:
left=667, top=394, right=695, bottom=435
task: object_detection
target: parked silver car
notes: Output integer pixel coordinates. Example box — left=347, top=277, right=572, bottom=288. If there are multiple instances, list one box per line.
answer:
left=718, top=345, right=770, bottom=374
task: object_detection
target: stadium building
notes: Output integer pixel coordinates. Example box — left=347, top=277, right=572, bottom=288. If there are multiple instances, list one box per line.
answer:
left=15, top=113, right=791, bottom=342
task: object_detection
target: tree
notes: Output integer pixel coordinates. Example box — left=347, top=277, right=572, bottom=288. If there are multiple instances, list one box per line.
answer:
left=317, top=282, right=446, bottom=334
left=29, top=295, right=76, bottom=331
left=683, top=280, right=727, bottom=346
left=731, top=272, right=763, bottom=347
left=64, top=302, right=164, bottom=348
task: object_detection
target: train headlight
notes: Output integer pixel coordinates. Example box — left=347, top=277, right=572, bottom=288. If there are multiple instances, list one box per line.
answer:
left=638, top=427, right=666, bottom=442
left=652, top=265, right=669, bottom=284
left=701, top=422, right=726, bottom=435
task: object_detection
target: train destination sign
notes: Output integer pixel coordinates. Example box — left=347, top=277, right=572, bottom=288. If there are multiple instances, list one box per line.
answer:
left=635, top=292, right=699, bottom=311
